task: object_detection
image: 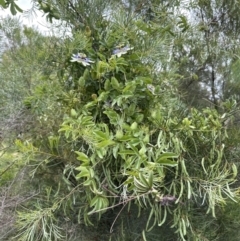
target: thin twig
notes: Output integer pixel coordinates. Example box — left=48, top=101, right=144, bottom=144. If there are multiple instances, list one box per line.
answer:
left=110, top=202, right=127, bottom=233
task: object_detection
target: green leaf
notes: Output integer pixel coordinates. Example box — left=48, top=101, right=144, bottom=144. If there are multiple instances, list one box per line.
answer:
left=117, top=135, right=134, bottom=141
left=75, top=151, right=90, bottom=164
left=157, top=152, right=178, bottom=161
left=129, top=138, right=141, bottom=146
left=119, top=150, right=135, bottom=155
left=97, top=91, right=109, bottom=101
left=90, top=195, right=100, bottom=207
left=232, top=163, right=238, bottom=179
left=10, top=2, right=17, bottom=15
left=103, top=110, right=119, bottom=124
left=113, top=144, right=119, bottom=158
left=177, top=15, right=189, bottom=32
left=96, top=148, right=106, bottom=159
left=0, top=0, right=6, bottom=8
left=111, top=77, right=120, bottom=90
left=96, top=60, right=110, bottom=78
left=78, top=76, right=85, bottom=88
left=71, top=108, right=77, bottom=117
left=156, top=159, right=178, bottom=167
left=135, top=114, right=144, bottom=123
left=88, top=196, right=109, bottom=215
left=104, top=79, right=111, bottom=90
left=75, top=166, right=90, bottom=179
left=148, top=171, right=153, bottom=187
left=122, top=82, right=136, bottom=94
left=14, top=2, right=23, bottom=12
left=96, top=140, right=115, bottom=148
left=84, top=101, right=97, bottom=109
left=135, top=76, right=152, bottom=85
left=127, top=103, right=136, bottom=115
left=135, top=20, right=152, bottom=33
left=79, top=115, right=94, bottom=126
left=48, top=136, right=59, bottom=150
left=93, top=130, right=109, bottom=141
left=139, top=172, right=152, bottom=188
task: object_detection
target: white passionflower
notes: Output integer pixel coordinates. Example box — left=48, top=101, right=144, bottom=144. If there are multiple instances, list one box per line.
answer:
left=112, top=45, right=134, bottom=57
left=70, top=53, right=94, bottom=66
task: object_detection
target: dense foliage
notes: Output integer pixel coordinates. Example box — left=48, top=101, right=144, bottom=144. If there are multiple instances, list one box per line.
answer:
left=1, top=1, right=240, bottom=240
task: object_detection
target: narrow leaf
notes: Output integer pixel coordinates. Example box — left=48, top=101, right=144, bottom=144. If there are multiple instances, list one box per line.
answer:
left=75, top=151, right=90, bottom=163
left=96, top=140, right=115, bottom=148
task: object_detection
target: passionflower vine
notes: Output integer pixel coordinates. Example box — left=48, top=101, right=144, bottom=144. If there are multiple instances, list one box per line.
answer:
left=112, top=45, right=134, bottom=57
left=70, top=53, right=94, bottom=66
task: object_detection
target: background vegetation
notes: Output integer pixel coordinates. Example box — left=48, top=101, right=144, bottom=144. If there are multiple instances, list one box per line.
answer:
left=1, top=0, right=240, bottom=240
